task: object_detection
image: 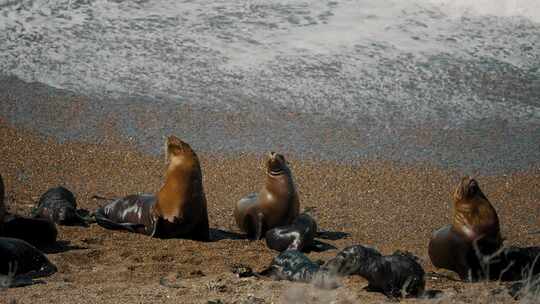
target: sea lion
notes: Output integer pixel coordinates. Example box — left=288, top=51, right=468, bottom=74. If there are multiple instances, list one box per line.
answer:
left=265, top=213, right=317, bottom=252
left=492, top=246, right=540, bottom=281
left=320, top=245, right=425, bottom=298
left=33, top=186, right=90, bottom=226
left=0, top=237, right=57, bottom=287
left=428, top=177, right=502, bottom=281
left=3, top=214, right=58, bottom=247
left=259, top=250, right=320, bottom=283
left=95, top=135, right=210, bottom=241
left=234, top=152, right=299, bottom=240
left=508, top=274, right=540, bottom=300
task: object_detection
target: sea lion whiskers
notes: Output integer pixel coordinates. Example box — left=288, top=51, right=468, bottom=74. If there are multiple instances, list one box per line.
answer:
left=266, top=152, right=288, bottom=176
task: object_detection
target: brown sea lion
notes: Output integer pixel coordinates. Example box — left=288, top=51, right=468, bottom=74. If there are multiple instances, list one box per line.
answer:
left=234, top=152, right=300, bottom=240
left=428, top=177, right=502, bottom=281
left=95, top=135, right=209, bottom=241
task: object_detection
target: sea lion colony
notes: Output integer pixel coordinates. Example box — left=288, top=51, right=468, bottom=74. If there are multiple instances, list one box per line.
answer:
left=0, top=137, right=538, bottom=300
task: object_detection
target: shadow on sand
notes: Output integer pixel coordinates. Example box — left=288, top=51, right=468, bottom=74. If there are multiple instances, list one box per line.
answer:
left=41, top=240, right=88, bottom=254
left=209, top=228, right=248, bottom=241
left=316, top=230, right=350, bottom=241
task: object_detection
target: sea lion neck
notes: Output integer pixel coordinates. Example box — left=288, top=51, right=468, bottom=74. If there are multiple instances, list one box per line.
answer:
left=452, top=193, right=501, bottom=241
left=157, top=155, right=200, bottom=213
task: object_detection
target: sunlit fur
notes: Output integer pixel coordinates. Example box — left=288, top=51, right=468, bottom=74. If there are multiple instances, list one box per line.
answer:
left=234, top=152, right=300, bottom=239
left=452, top=177, right=502, bottom=246
left=153, top=136, right=209, bottom=240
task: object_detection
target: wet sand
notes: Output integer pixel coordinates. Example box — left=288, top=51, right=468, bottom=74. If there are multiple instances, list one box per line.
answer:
left=0, top=120, right=538, bottom=303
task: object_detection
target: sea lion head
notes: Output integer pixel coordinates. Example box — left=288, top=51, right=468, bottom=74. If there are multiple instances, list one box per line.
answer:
left=452, top=177, right=501, bottom=244
left=454, top=177, right=486, bottom=202
left=266, top=152, right=288, bottom=176
left=165, top=135, right=199, bottom=169
left=57, top=207, right=78, bottom=224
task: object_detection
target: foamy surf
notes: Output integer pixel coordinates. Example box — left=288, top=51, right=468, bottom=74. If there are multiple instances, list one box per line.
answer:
left=0, top=0, right=538, bottom=127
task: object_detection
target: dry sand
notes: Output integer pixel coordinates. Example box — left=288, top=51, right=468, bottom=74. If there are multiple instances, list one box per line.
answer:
left=0, top=121, right=538, bottom=303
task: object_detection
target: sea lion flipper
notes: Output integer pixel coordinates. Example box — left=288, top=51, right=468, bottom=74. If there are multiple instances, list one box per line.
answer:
left=255, top=212, right=264, bottom=240
left=191, top=211, right=210, bottom=241
left=94, top=211, right=145, bottom=233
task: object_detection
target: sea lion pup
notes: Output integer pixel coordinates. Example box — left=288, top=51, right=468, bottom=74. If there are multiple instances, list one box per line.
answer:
left=0, top=237, right=57, bottom=287
left=0, top=175, right=57, bottom=247
left=32, top=186, right=90, bottom=226
left=428, top=177, right=502, bottom=281
left=319, top=245, right=425, bottom=298
left=265, top=213, right=317, bottom=252
left=259, top=250, right=320, bottom=283
left=95, top=135, right=209, bottom=240
left=492, top=246, right=540, bottom=281
left=234, top=152, right=299, bottom=240
left=3, top=215, right=58, bottom=247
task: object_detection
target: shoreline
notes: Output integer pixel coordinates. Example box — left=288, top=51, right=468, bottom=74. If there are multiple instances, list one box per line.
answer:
left=1, top=75, right=539, bottom=174
left=0, top=120, right=538, bottom=303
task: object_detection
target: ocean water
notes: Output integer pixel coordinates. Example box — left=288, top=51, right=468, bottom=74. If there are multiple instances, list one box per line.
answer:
left=0, top=0, right=539, bottom=172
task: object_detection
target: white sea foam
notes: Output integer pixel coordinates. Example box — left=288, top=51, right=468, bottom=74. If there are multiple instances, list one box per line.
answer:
left=0, top=0, right=538, bottom=126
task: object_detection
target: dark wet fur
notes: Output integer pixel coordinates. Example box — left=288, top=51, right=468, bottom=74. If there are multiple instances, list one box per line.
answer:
left=320, top=245, right=426, bottom=298
left=429, top=224, right=505, bottom=282
left=0, top=237, right=57, bottom=287
left=489, top=246, right=540, bottom=281
left=33, top=186, right=90, bottom=226
left=94, top=194, right=155, bottom=235
left=265, top=213, right=317, bottom=252
left=3, top=214, right=57, bottom=247
left=508, top=274, right=540, bottom=300
left=259, top=250, right=320, bottom=283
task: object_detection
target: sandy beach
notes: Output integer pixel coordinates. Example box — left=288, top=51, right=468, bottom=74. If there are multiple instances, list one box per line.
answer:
left=1, top=1, right=539, bottom=302
left=0, top=120, right=538, bottom=303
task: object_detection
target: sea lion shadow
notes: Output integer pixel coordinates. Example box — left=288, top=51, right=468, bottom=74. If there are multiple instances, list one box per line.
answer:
left=41, top=240, right=88, bottom=254
left=316, top=230, right=350, bottom=241
left=209, top=228, right=248, bottom=241
left=306, top=239, right=337, bottom=253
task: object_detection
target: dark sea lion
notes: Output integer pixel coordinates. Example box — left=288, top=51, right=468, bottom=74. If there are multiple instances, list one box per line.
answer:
left=3, top=214, right=58, bottom=247
left=428, top=177, right=502, bottom=281
left=492, top=246, right=540, bottom=281
left=0, top=237, right=57, bottom=287
left=260, top=250, right=320, bottom=283
left=320, top=245, right=425, bottom=298
left=0, top=175, right=57, bottom=247
left=265, top=213, right=317, bottom=252
left=234, top=152, right=300, bottom=240
left=95, top=135, right=210, bottom=241
left=33, top=186, right=89, bottom=226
